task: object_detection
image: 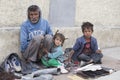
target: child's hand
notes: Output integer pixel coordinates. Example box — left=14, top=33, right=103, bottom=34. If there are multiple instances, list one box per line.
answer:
left=64, top=58, right=71, bottom=63
left=43, top=48, right=48, bottom=54
left=96, top=49, right=102, bottom=53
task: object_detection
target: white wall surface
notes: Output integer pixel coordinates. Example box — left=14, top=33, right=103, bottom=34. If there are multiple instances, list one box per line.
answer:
left=0, top=0, right=120, bottom=27
left=0, top=0, right=50, bottom=27
left=75, top=0, right=120, bottom=27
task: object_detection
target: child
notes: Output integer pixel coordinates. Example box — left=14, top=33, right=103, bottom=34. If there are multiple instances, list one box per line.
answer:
left=41, top=30, right=68, bottom=73
left=69, top=22, right=103, bottom=66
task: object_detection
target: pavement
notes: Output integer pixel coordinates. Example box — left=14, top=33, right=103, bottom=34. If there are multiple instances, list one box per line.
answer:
left=53, top=47, right=120, bottom=80
left=95, top=47, right=120, bottom=80
left=19, top=47, right=120, bottom=80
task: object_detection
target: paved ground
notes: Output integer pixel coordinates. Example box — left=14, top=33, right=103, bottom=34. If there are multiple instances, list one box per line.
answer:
left=21, top=47, right=120, bottom=80
left=53, top=47, right=120, bottom=80
left=95, top=47, right=120, bottom=80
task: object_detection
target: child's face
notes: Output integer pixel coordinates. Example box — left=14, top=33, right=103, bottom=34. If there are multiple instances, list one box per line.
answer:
left=54, top=36, right=62, bottom=46
left=83, top=28, right=93, bottom=38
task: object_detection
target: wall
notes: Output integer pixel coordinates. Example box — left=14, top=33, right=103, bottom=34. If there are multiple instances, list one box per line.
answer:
left=0, top=0, right=120, bottom=62
left=75, top=0, right=120, bottom=27
left=0, top=0, right=50, bottom=27
left=1, top=0, right=120, bottom=27
left=49, top=0, right=75, bottom=27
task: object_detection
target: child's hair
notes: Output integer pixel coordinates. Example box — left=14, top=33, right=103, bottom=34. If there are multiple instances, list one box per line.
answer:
left=81, top=22, right=94, bottom=33
left=53, top=30, right=65, bottom=46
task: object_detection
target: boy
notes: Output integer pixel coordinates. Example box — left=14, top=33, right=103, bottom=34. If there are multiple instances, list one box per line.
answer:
left=69, top=22, right=103, bottom=66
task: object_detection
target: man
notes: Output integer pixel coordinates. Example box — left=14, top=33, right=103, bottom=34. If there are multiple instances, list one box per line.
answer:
left=20, top=5, right=53, bottom=62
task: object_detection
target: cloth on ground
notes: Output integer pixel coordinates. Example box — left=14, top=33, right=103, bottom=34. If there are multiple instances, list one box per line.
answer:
left=21, top=68, right=60, bottom=80
left=76, top=64, right=115, bottom=79
left=20, top=61, right=40, bottom=74
left=22, top=74, right=53, bottom=80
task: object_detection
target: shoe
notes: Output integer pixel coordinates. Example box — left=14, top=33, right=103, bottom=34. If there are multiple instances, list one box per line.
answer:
left=58, top=66, right=68, bottom=74
left=94, top=60, right=102, bottom=64
left=5, top=60, right=15, bottom=72
left=12, top=57, right=21, bottom=72
left=80, top=61, right=88, bottom=67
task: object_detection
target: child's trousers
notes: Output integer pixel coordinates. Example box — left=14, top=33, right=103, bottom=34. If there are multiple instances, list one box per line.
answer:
left=77, top=53, right=103, bottom=63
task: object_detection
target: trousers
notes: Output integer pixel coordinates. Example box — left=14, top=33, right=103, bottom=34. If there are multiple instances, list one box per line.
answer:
left=22, top=34, right=53, bottom=62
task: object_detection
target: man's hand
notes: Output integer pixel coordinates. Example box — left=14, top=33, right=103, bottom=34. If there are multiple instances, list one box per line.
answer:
left=96, top=49, right=102, bottom=53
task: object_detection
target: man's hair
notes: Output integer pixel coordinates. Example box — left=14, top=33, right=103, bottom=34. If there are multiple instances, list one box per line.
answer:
left=53, top=30, right=65, bottom=46
left=27, top=5, right=41, bottom=19
left=81, top=22, right=94, bottom=33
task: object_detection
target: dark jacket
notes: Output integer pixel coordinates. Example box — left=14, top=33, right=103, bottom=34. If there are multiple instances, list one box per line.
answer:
left=72, top=36, right=99, bottom=61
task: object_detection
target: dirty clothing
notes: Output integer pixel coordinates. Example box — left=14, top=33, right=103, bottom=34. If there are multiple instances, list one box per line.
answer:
left=22, top=34, right=53, bottom=62
left=72, top=36, right=103, bottom=62
left=20, top=18, right=53, bottom=53
left=78, top=53, right=103, bottom=63
left=41, top=44, right=65, bottom=67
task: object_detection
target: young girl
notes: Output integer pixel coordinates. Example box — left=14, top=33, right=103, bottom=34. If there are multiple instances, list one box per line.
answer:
left=41, top=30, right=68, bottom=73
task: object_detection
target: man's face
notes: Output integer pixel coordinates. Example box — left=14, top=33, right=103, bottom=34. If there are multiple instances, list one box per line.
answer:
left=29, top=11, right=39, bottom=24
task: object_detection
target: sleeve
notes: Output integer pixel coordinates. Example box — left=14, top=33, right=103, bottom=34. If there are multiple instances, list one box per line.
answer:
left=73, top=38, right=81, bottom=51
left=92, top=37, right=98, bottom=52
left=46, top=21, right=53, bottom=35
left=94, top=38, right=99, bottom=51
left=47, top=47, right=63, bottom=59
left=20, top=24, right=28, bottom=53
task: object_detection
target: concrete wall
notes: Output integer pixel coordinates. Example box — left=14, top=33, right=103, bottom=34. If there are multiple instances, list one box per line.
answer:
left=0, top=0, right=50, bottom=27
left=1, top=0, right=120, bottom=27
left=0, top=0, right=120, bottom=62
left=49, top=0, right=75, bottom=27
left=0, top=27, right=20, bottom=61
left=75, top=0, right=120, bottom=27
